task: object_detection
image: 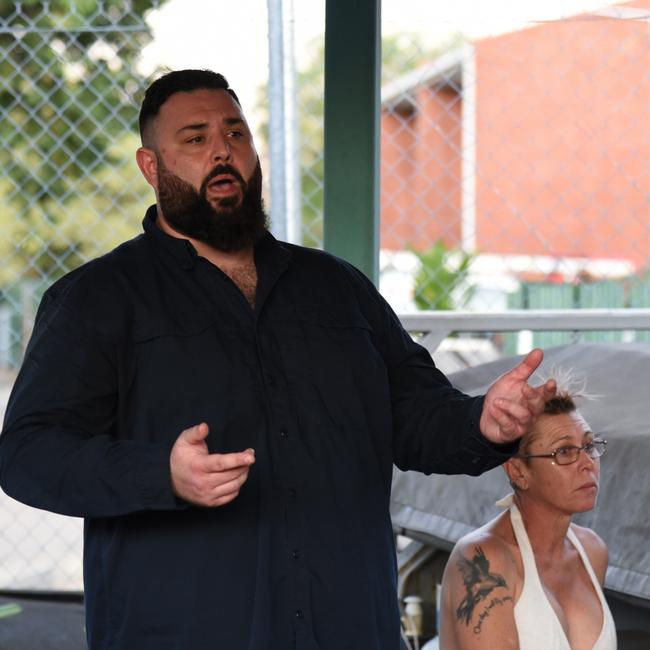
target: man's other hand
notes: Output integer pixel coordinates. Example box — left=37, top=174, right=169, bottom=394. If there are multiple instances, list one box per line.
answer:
left=479, top=348, right=556, bottom=445
left=170, top=423, right=255, bottom=507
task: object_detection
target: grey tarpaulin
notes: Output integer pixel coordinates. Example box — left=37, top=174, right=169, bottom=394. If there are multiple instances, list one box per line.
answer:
left=390, top=342, right=650, bottom=603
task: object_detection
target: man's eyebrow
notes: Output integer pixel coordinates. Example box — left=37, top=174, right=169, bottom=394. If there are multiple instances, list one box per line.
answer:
left=176, top=122, right=208, bottom=136
left=175, top=118, right=245, bottom=136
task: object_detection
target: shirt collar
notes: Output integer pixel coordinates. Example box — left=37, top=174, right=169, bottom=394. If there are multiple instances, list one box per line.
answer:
left=254, top=229, right=292, bottom=269
left=142, top=205, right=197, bottom=270
left=253, top=231, right=292, bottom=312
left=141, top=205, right=293, bottom=274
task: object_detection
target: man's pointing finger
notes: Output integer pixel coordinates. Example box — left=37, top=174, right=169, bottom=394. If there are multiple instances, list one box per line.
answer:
left=204, top=449, right=256, bottom=473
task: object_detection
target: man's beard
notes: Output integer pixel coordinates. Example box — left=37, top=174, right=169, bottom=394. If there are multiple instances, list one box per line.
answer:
left=156, top=156, right=267, bottom=252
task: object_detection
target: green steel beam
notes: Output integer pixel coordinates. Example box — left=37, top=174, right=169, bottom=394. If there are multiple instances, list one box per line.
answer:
left=323, top=0, right=381, bottom=284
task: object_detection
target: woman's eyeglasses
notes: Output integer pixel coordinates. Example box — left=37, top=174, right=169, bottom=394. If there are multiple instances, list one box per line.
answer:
left=518, top=439, right=607, bottom=466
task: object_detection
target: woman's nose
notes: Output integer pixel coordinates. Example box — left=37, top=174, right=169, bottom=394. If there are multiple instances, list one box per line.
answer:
left=578, top=447, right=598, bottom=468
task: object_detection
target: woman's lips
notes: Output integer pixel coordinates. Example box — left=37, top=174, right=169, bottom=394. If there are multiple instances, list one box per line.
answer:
left=577, top=482, right=598, bottom=491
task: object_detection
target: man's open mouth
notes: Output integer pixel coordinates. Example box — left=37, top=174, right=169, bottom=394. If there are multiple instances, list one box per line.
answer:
left=208, top=175, right=238, bottom=191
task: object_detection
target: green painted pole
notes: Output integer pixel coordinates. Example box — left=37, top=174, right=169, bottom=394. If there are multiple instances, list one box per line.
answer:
left=323, top=0, right=381, bottom=284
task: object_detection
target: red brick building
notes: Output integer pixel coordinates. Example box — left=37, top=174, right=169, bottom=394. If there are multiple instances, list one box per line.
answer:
left=380, top=1, right=650, bottom=284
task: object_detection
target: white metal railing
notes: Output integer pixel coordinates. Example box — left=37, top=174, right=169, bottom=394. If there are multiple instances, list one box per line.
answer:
left=398, top=308, right=650, bottom=353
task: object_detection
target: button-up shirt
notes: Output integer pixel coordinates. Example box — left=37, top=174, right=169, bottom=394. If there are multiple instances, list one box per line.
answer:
left=0, top=207, right=514, bottom=650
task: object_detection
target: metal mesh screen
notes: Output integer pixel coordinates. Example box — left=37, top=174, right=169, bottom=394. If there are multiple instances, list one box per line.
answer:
left=379, top=3, right=650, bottom=325
left=1, top=0, right=649, bottom=594
left=295, top=39, right=325, bottom=249
left=0, top=0, right=160, bottom=591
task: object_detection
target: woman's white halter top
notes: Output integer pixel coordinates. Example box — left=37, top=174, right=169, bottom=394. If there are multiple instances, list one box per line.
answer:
left=499, top=495, right=617, bottom=650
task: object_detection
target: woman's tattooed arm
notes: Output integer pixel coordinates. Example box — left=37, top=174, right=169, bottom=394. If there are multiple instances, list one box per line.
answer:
left=439, top=538, right=519, bottom=649
left=456, top=545, right=513, bottom=634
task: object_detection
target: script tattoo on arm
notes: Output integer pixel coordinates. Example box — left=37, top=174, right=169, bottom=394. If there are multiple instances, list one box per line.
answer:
left=455, top=545, right=512, bottom=634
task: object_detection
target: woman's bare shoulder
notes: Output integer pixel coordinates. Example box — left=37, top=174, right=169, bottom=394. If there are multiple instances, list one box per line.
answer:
left=440, top=513, right=520, bottom=649
left=570, top=523, right=609, bottom=583
left=448, top=513, right=520, bottom=580
left=455, top=512, right=516, bottom=549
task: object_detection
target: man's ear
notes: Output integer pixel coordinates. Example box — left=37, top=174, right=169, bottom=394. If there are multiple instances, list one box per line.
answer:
left=136, top=147, right=158, bottom=189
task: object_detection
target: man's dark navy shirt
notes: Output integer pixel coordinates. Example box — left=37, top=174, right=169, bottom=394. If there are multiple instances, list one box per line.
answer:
left=0, top=207, right=514, bottom=650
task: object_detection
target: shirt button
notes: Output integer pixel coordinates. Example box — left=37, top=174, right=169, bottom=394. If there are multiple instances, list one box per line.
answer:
left=291, top=549, right=301, bottom=560
left=295, top=609, right=304, bottom=619
left=280, top=430, right=288, bottom=439
left=288, top=488, right=297, bottom=498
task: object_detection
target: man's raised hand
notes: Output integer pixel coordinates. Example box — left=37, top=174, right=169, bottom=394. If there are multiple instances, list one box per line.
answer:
left=479, top=348, right=557, bottom=445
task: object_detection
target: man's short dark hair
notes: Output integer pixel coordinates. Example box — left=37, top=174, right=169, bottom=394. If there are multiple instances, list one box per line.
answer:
left=138, top=69, right=241, bottom=146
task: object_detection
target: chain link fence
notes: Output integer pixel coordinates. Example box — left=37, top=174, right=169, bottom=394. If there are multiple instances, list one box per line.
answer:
left=0, top=0, right=160, bottom=591
left=379, top=2, right=650, bottom=347
left=289, top=1, right=650, bottom=349
left=0, top=0, right=649, bottom=593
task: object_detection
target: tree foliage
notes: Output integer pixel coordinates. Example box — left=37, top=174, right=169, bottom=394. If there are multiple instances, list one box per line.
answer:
left=0, top=0, right=162, bottom=279
left=411, top=241, right=474, bottom=311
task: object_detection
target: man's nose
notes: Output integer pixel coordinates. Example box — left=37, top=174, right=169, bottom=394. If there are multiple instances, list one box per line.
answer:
left=212, top=137, right=232, bottom=162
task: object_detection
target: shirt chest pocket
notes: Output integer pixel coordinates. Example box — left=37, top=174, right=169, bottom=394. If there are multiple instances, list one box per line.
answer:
left=131, top=311, right=258, bottom=428
left=293, top=304, right=384, bottom=384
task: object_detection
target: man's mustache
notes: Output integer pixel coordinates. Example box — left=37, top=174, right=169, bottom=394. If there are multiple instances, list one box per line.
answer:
left=200, top=164, right=246, bottom=196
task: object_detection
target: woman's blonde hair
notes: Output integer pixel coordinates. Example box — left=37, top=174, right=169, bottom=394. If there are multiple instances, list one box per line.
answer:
left=518, top=366, right=593, bottom=457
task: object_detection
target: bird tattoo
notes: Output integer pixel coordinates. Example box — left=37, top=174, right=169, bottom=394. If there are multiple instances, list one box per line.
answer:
left=456, top=546, right=508, bottom=625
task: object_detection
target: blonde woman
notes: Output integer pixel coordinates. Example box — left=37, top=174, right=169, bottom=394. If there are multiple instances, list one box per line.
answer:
left=439, top=383, right=616, bottom=649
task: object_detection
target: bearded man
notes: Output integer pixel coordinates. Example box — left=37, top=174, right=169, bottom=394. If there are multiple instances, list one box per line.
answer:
left=0, top=69, right=555, bottom=650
